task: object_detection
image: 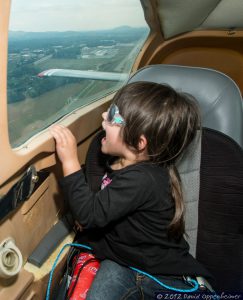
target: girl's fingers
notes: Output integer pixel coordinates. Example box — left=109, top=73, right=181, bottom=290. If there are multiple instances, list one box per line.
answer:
left=50, top=127, right=62, bottom=143
left=49, top=125, right=79, bottom=171
left=50, top=125, right=71, bottom=146
left=50, top=128, right=63, bottom=145
left=52, top=125, right=75, bottom=141
left=59, top=126, right=75, bottom=143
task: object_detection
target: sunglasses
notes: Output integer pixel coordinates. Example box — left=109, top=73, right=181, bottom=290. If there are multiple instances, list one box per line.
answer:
left=106, top=103, right=125, bottom=126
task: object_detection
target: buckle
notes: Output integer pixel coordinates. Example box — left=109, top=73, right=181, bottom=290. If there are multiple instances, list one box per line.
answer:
left=183, top=275, right=215, bottom=293
left=183, top=276, right=196, bottom=287
left=196, top=276, right=214, bottom=292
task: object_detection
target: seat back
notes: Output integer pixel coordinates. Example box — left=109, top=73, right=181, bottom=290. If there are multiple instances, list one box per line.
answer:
left=199, top=128, right=243, bottom=291
left=129, top=64, right=243, bottom=148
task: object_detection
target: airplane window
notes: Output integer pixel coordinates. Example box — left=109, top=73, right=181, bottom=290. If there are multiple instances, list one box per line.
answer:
left=8, top=0, right=149, bottom=147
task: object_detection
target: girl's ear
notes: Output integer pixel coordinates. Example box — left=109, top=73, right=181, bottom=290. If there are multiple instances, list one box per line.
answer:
left=138, top=134, right=147, bottom=151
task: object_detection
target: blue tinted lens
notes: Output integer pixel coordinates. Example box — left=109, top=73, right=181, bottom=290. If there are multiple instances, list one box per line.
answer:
left=107, top=104, right=125, bottom=125
left=107, top=104, right=116, bottom=123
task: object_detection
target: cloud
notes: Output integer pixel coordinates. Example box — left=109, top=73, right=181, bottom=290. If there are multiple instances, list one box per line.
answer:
left=9, top=0, right=147, bottom=32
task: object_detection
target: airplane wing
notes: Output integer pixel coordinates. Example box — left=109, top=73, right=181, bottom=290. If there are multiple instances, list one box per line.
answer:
left=38, top=69, right=128, bottom=82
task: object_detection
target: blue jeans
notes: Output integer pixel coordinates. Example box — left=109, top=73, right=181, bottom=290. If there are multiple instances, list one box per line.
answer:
left=86, top=259, right=194, bottom=300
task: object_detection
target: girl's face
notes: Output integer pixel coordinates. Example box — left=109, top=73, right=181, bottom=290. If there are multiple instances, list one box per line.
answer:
left=101, top=104, right=149, bottom=164
left=101, top=110, right=127, bottom=157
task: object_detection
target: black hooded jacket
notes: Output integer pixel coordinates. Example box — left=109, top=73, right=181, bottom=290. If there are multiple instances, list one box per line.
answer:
left=60, top=161, right=210, bottom=278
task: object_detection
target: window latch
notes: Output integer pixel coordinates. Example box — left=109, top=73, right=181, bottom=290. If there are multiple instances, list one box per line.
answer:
left=0, top=165, right=48, bottom=221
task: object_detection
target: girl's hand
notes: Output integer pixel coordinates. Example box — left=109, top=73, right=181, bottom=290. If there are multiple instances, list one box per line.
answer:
left=50, top=125, right=81, bottom=176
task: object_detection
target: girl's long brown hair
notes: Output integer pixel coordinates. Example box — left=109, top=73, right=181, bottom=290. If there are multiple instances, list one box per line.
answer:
left=113, top=81, right=201, bottom=238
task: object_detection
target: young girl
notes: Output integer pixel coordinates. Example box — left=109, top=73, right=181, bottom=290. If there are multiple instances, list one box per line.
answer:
left=50, top=82, right=212, bottom=299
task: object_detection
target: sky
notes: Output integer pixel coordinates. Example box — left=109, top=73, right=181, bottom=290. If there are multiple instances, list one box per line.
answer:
left=9, top=0, right=147, bottom=32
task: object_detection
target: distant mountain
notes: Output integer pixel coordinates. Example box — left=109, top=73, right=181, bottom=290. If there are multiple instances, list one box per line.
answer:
left=8, top=27, right=148, bottom=41
left=112, top=26, right=144, bottom=32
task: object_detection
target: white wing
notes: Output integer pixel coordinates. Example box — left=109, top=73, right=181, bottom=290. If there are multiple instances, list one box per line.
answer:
left=38, top=69, right=128, bottom=82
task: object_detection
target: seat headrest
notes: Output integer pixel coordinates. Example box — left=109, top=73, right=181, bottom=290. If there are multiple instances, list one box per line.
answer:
left=128, top=65, right=243, bottom=148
